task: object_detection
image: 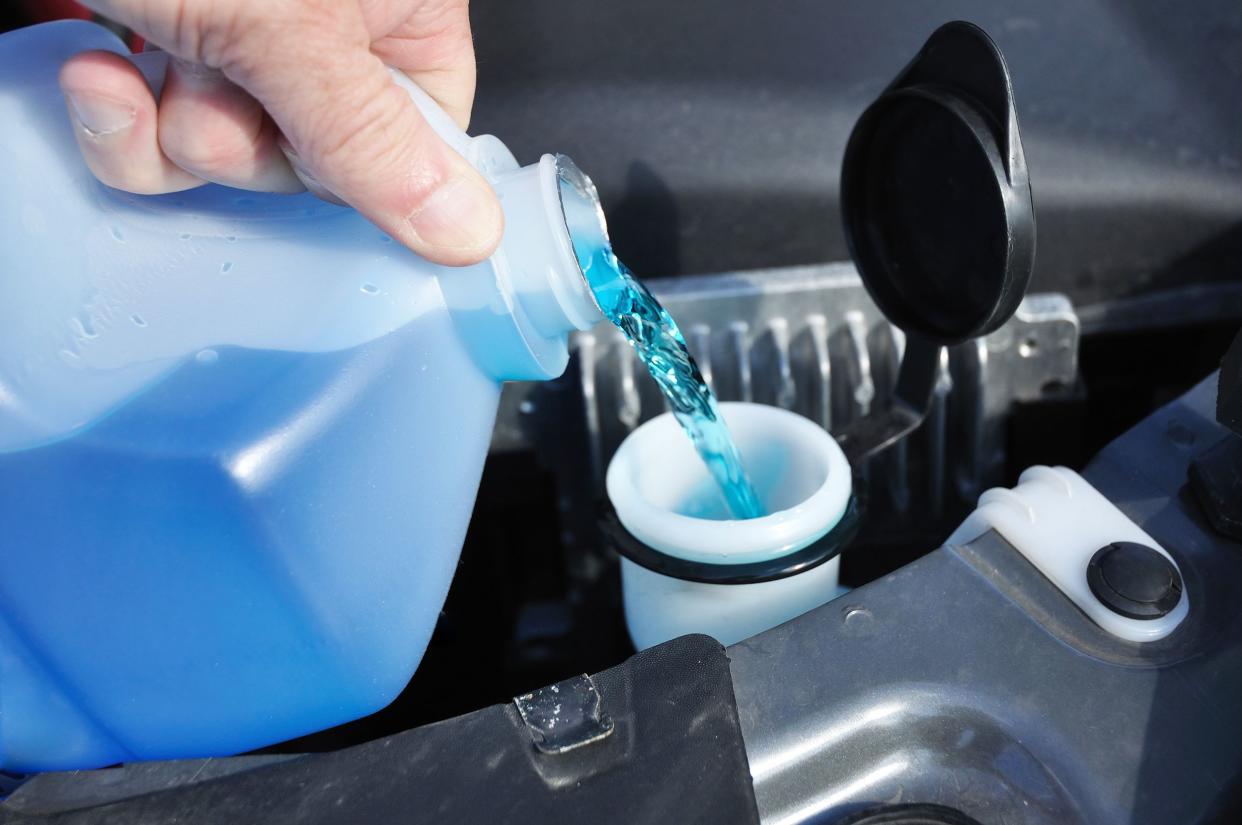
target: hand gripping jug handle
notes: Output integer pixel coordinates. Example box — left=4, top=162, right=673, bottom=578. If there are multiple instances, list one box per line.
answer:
left=0, top=19, right=607, bottom=773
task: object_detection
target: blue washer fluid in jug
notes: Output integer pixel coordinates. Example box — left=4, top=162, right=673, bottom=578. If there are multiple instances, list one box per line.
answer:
left=0, top=21, right=607, bottom=771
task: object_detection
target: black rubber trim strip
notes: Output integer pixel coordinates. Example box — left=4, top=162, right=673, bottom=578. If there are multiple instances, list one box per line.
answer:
left=600, top=494, right=861, bottom=585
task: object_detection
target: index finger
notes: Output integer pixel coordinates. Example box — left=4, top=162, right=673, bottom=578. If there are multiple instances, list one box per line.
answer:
left=369, top=0, right=478, bottom=131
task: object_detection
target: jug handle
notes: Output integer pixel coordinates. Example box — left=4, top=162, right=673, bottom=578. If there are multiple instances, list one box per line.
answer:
left=122, top=50, right=477, bottom=169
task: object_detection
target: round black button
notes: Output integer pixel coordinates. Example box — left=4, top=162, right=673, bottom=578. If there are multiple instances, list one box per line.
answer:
left=1086, top=542, right=1183, bottom=620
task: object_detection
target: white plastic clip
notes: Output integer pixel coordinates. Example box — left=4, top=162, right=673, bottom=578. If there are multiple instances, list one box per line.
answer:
left=948, top=466, right=1188, bottom=642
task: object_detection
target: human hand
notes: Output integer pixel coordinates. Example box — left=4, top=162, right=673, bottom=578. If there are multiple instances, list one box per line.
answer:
left=58, top=0, right=503, bottom=266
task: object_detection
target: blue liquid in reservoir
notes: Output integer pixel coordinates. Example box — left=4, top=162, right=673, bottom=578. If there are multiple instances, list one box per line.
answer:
left=578, top=244, right=766, bottom=520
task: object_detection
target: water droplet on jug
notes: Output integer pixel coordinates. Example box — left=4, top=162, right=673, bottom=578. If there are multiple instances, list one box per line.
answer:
left=131, top=314, right=147, bottom=327
left=360, top=283, right=379, bottom=295
left=196, top=349, right=219, bottom=365
left=179, top=232, right=192, bottom=241
left=110, top=226, right=125, bottom=242
left=220, top=262, right=233, bottom=273
left=225, top=235, right=237, bottom=243
left=378, top=234, right=393, bottom=244
left=71, top=314, right=98, bottom=339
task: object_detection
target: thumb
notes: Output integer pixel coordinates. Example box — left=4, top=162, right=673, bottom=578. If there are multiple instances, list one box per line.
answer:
left=222, top=21, right=503, bottom=266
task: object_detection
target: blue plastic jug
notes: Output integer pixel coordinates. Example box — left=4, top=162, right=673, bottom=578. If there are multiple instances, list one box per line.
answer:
left=0, top=21, right=607, bottom=772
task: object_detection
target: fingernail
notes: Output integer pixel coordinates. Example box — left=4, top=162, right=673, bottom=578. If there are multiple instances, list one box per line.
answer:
left=65, top=92, right=135, bottom=137
left=407, top=176, right=501, bottom=252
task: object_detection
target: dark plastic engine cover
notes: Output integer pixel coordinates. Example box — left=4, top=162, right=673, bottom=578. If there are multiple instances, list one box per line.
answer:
left=0, top=635, right=759, bottom=825
left=729, top=375, right=1242, bottom=824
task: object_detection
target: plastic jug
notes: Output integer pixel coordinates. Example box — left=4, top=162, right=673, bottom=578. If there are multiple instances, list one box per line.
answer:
left=0, top=21, right=606, bottom=772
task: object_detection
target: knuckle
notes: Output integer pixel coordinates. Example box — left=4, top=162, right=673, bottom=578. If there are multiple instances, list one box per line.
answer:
left=309, top=83, right=448, bottom=198
left=159, top=115, right=256, bottom=177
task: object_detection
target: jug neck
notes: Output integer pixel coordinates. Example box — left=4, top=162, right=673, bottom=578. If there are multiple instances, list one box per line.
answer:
left=443, top=153, right=608, bottom=382
left=495, top=154, right=606, bottom=337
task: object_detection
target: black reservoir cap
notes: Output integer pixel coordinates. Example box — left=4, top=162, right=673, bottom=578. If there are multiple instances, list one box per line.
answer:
left=841, top=21, right=1035, bottom=345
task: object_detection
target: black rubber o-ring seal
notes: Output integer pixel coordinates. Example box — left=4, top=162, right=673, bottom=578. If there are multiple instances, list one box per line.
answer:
left=600, top=494, right=861, bottom=585
left=835, top=802, right=984, bottom=825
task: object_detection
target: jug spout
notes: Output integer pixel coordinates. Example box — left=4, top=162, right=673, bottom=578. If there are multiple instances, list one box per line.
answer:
left=393, top=67, right=609, bottom=380
left=440, top=152, right=608, bottom=382
left=493, top=154, right=606, bottom=338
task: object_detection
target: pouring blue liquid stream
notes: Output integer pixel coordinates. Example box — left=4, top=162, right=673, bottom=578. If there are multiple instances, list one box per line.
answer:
left=575, top=243, right=766, bottom=520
